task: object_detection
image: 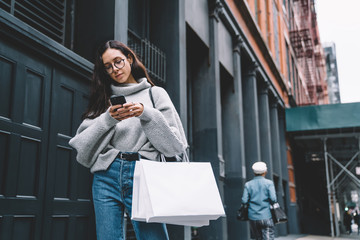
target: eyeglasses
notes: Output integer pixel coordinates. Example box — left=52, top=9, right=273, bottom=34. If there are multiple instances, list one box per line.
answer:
left=104, top=59, right=125, bottom=74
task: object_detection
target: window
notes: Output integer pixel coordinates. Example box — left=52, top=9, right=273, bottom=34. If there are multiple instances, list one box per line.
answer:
left=273, top=1, right=280, bottom=66
left=292, top=56, right=297, bottom=101
left=283, top=0, right=287, bottom=14
left=255, top=0, right=259, bottom=23
left=265, top=0, right=269, bottom=44
left=0, top=0, right=74, bottom=48
left=286, top=43, right=291, bottom=84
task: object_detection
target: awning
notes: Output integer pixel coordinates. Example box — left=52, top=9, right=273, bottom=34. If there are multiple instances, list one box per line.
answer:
left=286, top=102, right=360, bottom=132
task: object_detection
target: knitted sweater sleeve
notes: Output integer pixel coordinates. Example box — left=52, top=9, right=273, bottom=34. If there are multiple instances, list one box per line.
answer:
left=138, top=87, right=188, bottom=157
left=69, top=110, right=119, bottom=168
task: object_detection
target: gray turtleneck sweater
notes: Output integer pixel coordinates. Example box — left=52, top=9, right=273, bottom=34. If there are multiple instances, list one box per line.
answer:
left=69, top=78, right=188, bottom=173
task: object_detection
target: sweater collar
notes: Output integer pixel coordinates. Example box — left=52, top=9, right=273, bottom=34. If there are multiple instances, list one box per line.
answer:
left=111, top=77, right=151, bottom=96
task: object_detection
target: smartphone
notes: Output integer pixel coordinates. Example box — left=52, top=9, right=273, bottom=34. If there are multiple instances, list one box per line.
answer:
left=110, top=95, right=126, bottom=105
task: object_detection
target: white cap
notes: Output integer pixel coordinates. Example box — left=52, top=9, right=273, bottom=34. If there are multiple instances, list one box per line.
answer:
left=252, top=162, right=267, bottom=174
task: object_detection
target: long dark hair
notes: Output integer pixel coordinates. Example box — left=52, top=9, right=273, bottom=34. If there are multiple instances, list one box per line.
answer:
left=82, top=40, right=154, bottom=119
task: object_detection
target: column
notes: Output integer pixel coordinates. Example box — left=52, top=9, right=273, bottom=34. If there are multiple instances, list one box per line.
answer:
left=278, top=109, right=288, bottom=181
left=270, top=97, right=287, bottom=235
left=270, top=97, right=281, bottom=176
left=114, top=0, right=128, bottom=43
left=279, top=108, right=291, bottom=235
left=243, top=61, right=261, bottom=180
left=258, top=81, right=273, bottom=178
left=230, top=36, right=246, bottom=178
left=197, top=1, right=225, bottom=239
left=224, top=36, right=250, bottom=240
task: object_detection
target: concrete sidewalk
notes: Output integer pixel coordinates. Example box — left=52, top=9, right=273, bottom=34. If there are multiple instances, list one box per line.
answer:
left=275, top=233, right=360, bottom=240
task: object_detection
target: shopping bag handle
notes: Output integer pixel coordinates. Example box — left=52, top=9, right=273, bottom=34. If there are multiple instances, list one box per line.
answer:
left=159, top=148, right=189, bottom=162
left=149, top=87, right=190, bottom=163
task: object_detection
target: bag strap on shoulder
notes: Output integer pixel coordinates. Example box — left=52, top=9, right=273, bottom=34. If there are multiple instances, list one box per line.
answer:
left=148, top=86, right=178, bottom=162
left=147, top=86, right=190, bottom=162
left=149, top=86, right=155, bottom=108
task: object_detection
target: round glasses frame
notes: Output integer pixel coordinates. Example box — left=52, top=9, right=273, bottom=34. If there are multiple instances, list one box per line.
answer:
left=104, top=59, right=125, bottom=74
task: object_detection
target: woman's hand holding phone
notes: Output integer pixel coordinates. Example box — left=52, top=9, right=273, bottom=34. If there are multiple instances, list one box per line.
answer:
left=109, top=95, right=144, bottom=121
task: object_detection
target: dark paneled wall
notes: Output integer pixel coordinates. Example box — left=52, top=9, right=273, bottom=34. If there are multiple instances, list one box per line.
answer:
left=0, top=34, right=94, bottom=240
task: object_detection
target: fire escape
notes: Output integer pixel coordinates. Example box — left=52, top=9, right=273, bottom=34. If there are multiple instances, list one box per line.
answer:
left=290, top=0, right=327, bottom=105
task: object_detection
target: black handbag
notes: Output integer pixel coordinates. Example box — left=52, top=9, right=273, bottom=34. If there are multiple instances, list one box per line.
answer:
left=270, top=203, right=287, bottom=224
left=237, top=204, right=249, bottom=221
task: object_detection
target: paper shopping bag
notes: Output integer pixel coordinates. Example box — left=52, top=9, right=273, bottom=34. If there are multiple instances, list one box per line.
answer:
left=131, top=159, right=226, bottom=226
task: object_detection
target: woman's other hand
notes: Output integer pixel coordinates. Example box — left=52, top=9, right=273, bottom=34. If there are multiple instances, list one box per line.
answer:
left=109, top=102, right=144, bottom=121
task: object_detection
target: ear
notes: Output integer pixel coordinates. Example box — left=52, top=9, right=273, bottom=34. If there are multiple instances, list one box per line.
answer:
left=127, top=54, right=133, bottom=65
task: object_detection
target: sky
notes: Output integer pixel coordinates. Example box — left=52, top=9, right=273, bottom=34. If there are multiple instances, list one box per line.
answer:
left=315, top=0, right=360, bottom=103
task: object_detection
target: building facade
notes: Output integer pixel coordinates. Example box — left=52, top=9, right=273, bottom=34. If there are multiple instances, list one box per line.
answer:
left=323, top=42, right=341, bottom=104
left=0, top=0, right=328, bottom=239
left=288, top=0, right=328, bottom=106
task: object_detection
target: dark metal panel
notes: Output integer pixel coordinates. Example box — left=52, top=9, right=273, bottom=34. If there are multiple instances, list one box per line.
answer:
left=57, top=85, right=75, bottom=137
left=12, top=215, right=36, bottom=240
left=0, top=31, right=95, bottom=239
left=23, top=69, right=45, bottom=128
left=0, top=55, right=15, bottom=118
left=0, top=131, right=10, bottom=195
left=0, top=199, right=38, bottom=215
left=4, top=134, right=21, bottom=197
left=54, top=146, right=72, bottom=199
left=0, top=215, right=11, bottom=240
left=75, top=215, right=94, bottom=239
left=76, top=161, right=93, bottom=200
left=0, top=37, right=52, bottom=240
left=0, top=215, right=3, bottom=238
left=17, top=136, right=41, bottom=197
left=41, top=66, right=95, bottom=240
left=50, top=216, right=68, bottom=240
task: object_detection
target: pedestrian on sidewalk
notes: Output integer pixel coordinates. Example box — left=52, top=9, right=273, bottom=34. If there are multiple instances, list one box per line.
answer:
left=343, top=209, right=353, bottom=234
left=241, top=162, right=278, bottom=240
left=354, top=210, right=360, bottom=235
left=69, top=40, right=188, bottom=240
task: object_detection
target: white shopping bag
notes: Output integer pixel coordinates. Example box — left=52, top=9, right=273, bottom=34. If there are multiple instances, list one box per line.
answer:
left=131, top=159, right=226, bottom=226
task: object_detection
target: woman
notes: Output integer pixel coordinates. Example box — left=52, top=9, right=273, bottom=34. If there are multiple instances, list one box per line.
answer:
left=69, top=40, right=188, bottom=240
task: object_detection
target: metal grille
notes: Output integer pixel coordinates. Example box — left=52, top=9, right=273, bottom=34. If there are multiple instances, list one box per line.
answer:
left=128, top=30, right=166, bottom=84
left=0, top=0, right=11, bottom=12
left=0, top=0, right=68, bottom=45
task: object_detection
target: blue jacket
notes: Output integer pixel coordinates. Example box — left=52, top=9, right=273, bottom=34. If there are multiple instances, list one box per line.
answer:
left=241, top=176, right=277, bottom=220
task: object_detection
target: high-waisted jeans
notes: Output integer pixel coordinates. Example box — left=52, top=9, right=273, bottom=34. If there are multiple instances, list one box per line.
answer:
left=92, top=157, right=169, bottom=240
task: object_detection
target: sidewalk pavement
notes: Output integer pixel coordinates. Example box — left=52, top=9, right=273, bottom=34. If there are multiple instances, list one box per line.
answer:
left=275, top=233, right=360, bottom=240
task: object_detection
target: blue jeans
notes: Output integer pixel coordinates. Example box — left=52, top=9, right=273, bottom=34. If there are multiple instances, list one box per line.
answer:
left=250, top=218, right=275, bottom=240
left=92, top=157, right=169, bottom=240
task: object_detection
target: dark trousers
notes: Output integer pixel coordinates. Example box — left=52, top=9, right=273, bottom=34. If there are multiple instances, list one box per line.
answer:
left=250, top=218, right=275, bottom=240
